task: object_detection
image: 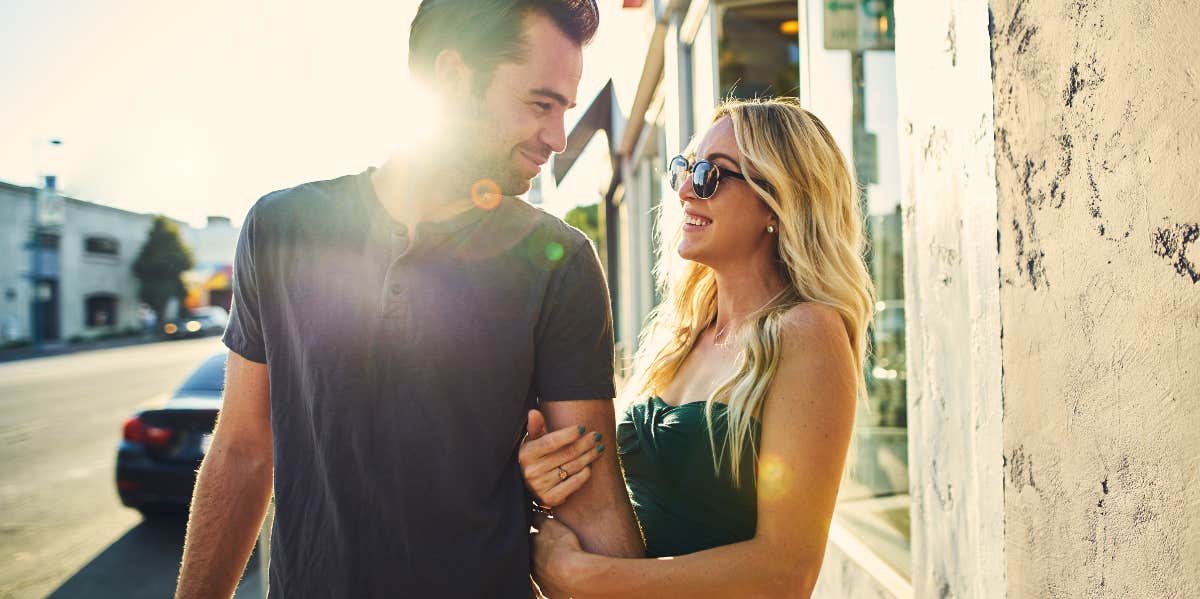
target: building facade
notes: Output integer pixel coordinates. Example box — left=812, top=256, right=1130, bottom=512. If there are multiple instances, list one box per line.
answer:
left=0, top=180, right=238, bottom=346
left=555, top=0, right=1199, bottom=596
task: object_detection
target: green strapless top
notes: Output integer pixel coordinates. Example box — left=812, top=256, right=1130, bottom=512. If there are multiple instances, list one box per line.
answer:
left=617, top=397, right=760, bottom=558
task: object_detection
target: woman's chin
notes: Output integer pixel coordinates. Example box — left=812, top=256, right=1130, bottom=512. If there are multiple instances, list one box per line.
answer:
left=676, top=241, right=712, bottom=264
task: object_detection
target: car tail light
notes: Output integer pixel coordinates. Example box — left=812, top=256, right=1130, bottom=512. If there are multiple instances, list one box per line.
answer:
left=117, top=480, right=139, bottom=492
left=123, top=416, right=174, bottom=447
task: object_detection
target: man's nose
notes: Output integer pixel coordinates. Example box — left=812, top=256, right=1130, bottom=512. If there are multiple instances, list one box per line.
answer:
left=540, top=115, right=568, bottom=154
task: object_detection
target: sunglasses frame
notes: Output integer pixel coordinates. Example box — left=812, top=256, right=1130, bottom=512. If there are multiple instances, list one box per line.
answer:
left=667, top=154, right=771, bottom=199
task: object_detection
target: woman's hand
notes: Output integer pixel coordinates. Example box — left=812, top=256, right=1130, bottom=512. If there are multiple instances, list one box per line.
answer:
left=532, top=515, right=586, bottom=598
left=519, top=409, right=606, bottom=507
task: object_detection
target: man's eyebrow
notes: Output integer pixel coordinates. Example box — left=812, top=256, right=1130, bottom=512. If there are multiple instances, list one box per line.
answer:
left=530, top=88, right=576, bottom=109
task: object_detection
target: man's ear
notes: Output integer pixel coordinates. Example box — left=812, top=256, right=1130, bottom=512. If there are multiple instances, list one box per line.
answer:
left=431, top=49, right=473, bottom=99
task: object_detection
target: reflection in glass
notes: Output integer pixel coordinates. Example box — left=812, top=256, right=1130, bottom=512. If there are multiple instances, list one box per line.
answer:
left=717, top=2, right=800, bottom=100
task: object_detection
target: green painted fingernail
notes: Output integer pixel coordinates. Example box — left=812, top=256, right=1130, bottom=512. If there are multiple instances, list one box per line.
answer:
left=578, top=425, right=586, bottom=435
left=597, top=444, right=606, bottom=453
left=593, top=432, right=603, bottom=442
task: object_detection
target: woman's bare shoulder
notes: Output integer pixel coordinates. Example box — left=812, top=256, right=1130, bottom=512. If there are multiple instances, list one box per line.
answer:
left=769, top=302, right=856, bottom=408
left=777, top=302, right=849, bottom=353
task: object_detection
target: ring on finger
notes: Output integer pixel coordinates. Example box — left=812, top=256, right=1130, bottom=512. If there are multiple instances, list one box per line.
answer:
left=556, top=466, right=569, bottom=481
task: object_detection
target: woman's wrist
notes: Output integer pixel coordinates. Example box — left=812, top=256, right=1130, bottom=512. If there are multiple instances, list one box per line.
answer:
left=554, top=549, right=603, bottom=592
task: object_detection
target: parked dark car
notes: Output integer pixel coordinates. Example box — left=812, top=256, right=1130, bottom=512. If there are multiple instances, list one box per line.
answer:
left=116, top=351, right=225, bottom=515
left=161, top=306, right=229, bottom=339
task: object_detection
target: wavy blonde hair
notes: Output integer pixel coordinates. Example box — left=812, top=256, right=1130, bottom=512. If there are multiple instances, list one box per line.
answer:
left=625, top=98, right=875, bottom=481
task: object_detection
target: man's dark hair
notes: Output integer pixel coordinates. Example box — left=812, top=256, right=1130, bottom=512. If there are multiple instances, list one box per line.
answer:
left=409, top=0, right=598, bottom=93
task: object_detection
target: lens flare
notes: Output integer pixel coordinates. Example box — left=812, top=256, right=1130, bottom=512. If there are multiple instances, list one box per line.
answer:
left=758, top=452, right=791, bottom=502
left=396, top=81, right=443, bottom=146
left=544, top=242, right=565, bottom=262
left=471, top=179, right=502, bottom=210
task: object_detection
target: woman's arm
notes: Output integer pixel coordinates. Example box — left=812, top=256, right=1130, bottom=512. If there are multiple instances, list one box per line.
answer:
left=535, top=304, right=858, bottom=599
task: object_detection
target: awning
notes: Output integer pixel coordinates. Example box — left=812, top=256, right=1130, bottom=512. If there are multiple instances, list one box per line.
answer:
left=553, top=80, right=616, bottom=185
left=553, top=12, right=670, bottom=188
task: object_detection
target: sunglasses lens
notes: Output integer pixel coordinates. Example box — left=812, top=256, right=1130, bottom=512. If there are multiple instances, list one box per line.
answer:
left=693, top=162, right=717, bottom=198
left=668, top=156, right=689, bottom=191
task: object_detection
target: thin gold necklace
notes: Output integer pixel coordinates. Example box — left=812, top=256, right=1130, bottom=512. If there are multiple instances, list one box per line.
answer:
left=711, top=294, right=780, bottom=346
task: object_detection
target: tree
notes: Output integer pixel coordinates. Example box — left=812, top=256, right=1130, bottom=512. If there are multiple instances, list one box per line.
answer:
left=564, top=203, right=601, bottom=248
left=132, top=216, right=193, bottom=322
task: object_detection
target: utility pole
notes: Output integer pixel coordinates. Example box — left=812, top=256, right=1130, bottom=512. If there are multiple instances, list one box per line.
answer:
left=29, top=138, right=65, bottom=348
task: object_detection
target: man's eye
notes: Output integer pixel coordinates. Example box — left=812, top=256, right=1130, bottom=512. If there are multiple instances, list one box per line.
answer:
left=532, top=102, right=552, bottom=112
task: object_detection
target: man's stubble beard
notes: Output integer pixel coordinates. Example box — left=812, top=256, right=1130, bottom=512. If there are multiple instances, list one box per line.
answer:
left=451, top=100, right=534, bottom=197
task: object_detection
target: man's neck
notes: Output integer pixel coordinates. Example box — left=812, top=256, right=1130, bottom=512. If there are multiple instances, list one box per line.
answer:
left=371, top=152, right=476, bottom=230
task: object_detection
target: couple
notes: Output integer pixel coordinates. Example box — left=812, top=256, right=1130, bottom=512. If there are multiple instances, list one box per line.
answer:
left=175, top=1, right=873, bottom=597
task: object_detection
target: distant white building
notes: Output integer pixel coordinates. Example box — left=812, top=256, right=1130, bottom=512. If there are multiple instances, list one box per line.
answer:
left=0, top=178, right=238, bottom=346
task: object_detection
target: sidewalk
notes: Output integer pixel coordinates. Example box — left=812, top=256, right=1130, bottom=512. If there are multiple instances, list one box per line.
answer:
left=0, top=334, right=164, bottom=363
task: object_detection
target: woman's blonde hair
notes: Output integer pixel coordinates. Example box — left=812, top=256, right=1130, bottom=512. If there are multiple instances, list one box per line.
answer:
left=625, top=97, right=875, bottom=482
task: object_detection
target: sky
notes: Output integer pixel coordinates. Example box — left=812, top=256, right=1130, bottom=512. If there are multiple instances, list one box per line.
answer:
left=0, top=0, right=643, bottom=227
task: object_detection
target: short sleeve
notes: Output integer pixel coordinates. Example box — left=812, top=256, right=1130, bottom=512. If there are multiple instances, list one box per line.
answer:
left=534, top=238, right=617, bottom=402
left=222, top=205, right=268, bottom=363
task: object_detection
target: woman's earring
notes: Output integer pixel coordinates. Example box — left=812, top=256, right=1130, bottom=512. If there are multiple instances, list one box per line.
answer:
left=767, top=224, right=777, bottom=234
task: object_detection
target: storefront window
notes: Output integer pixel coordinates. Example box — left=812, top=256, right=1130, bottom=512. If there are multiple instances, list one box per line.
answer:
left=716, top=0, right=910, bottom=579
left=798, top=0, right=910, bottom=578
left=716, top=1, right=800, bottom=100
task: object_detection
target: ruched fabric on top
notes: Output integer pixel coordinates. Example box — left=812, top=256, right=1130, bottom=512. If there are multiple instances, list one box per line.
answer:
left=617, top=397, right=760, bottom=558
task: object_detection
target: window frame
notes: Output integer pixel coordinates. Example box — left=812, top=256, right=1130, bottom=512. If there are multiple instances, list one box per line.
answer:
left=84, top=293, right=119, bottom=328
left=84, top=235, right=120, bottom=257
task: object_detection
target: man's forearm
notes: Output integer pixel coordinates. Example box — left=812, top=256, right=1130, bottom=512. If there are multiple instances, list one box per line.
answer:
left=176, top=442, right=273, bottom=599
left=552, top=454, right=644, bottom=557
left=555, top=502, right=644, bottom=557
left=540, top=400, right=644, bottom=557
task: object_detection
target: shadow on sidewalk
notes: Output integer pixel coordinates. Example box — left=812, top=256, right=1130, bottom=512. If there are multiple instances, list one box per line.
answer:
left=47, top=512, right=261, bottom=599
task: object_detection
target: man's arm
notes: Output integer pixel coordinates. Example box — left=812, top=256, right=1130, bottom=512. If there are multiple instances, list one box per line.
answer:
left=176, top=350, right=273, bottom=599
left=540, top=399, right=644, bottom=558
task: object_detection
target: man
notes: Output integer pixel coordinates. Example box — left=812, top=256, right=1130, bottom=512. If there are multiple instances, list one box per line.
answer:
left=175, top=1, right=643, bottom=597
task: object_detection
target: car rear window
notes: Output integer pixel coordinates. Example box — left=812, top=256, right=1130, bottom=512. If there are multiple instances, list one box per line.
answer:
left=177, top=353, right=228, bottom=394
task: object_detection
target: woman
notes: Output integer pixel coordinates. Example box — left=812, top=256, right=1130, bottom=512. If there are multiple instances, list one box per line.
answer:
left=520, top=97, right=875, bottom=598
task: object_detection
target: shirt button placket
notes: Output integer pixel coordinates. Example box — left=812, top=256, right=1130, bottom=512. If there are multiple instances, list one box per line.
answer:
left=382, top=223, right=411, bottom=324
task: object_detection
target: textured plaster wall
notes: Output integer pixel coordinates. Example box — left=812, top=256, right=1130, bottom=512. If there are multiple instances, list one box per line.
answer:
left=894, top=0, right=1007, bottom=597
left=990, top=0, right=1200, bottom=597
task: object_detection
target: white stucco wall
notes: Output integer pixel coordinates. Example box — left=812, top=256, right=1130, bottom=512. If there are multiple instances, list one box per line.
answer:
left=893, top=0, right=1007, bottom=597
left=991, top=0, right=1200, bottom=597
left=58, top=200, right=157, bottom=339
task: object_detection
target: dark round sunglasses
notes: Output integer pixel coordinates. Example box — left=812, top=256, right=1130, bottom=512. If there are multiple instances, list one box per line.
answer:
left=667, top=154, right=770, bottom=199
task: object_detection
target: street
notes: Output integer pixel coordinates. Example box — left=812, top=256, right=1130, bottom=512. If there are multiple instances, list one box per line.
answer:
left=0, top=338, right=262, bottom=599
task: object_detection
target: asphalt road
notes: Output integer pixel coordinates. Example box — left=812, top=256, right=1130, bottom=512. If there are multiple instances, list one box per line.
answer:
left=0, top=337, right=262, bottom=599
